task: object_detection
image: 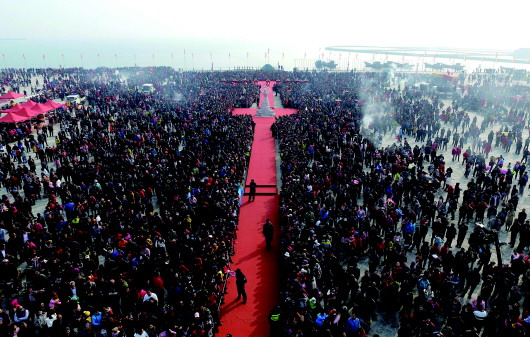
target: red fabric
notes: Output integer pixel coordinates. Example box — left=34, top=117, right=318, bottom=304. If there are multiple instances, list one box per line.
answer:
left=30, top=103, right=53, bottom=114
left=218, top=84, right=296, bottom=337
left=2, top=104, right=23, bottom=113
left=21, top=100, right=37, bottom=108
left=43, top=100, right=66, bottom=110
left=0, top=112, right=29, bottom=123
left=0, top=91, right=24, bottom=100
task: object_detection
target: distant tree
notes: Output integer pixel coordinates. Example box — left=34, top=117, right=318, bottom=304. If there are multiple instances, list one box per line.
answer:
left=326, top=60, right=337, bottom=70
left=315, top=60, right=323, bottom=70
left=261, top=64, right=276, bottom=72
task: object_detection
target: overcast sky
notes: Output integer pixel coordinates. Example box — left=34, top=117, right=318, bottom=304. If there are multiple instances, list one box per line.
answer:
left=1, top=0, right=527, bottom=50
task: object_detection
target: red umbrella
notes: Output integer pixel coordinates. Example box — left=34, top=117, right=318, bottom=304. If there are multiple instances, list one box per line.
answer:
left=0, top=91, right=25, bottom=100
left=0, top=112, right=29, bottom=123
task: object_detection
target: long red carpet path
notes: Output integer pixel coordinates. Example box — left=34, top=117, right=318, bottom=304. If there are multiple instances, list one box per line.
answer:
left=218, top=82, right=296, bottom=337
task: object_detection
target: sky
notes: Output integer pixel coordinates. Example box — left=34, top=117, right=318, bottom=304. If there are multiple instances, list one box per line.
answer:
left=1, top=0, right=528, bottom=50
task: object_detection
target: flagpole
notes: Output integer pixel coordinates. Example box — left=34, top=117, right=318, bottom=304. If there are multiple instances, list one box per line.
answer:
left=115, top=54, right=118, bottom=67
left=61, top=54, right=65, bottom=68
left=229, top=52, right=231, bottom=70
left=184, top=49, right=187, bottom=71
left=80, top=54, right=83, bottom=68
left=171, top=53, right=174, bottom=69
left=134, top=54, right=137, bottom=67
left=2, top=54, right=6, bottom=69
left=246, top=52, right=249, bottom=69
left=43, top=54, right=46, bottom=68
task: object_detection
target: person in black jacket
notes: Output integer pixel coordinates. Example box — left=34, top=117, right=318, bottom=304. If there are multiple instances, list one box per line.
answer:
left=235, top=269, right=247, bottom=304
left=461, top=268, right=481, bottom=299
left=248, top=179, right=257, bottom=202
left=446, top=223, right=457, bottom=248
left=263, top=219, right=274, bottom=249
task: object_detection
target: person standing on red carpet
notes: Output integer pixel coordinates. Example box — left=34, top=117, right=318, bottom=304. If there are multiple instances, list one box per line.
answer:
left=263, top=218, right=274, bottom=249
left=248, top=179, right=257, bottom=202
left=235, top=269, right=247, bottom=304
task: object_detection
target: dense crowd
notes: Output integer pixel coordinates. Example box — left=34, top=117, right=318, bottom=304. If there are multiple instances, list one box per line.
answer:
left=272, top=69, right=530, bottom=337
left=0, top=66, right=530, bottom=337
left=0, top=67, right=276, bottom=337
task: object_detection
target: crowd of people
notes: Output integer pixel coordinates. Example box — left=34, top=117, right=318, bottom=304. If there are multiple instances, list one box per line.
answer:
left=0, top=67, right=281, bottom=337
left=272, top=69, right=530, bottom=337
left=0, top=66, right=529, bottom=337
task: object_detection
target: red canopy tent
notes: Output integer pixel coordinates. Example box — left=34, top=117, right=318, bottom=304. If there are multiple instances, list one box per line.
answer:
left=0, top=91, right=25, bottom=100
left=43, top=100, right=66, bottom=110
left=21, top=100, right=37, bottom=109
left=2, top=104, right=24, bottom=113
left=13, top=107, right=37, bottom=119
left=30, top=103, right=53, bottom=115
left=0, top=112, right=29, bottom=123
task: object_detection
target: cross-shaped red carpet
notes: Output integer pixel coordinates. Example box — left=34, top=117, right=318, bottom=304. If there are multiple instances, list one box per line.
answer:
left=218, top=82, right=296, bottom=337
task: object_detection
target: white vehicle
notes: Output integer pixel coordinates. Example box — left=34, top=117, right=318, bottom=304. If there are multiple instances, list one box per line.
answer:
left=141, top=84, right=155, bottom=94
left=66, top=94, right=85, bottom=105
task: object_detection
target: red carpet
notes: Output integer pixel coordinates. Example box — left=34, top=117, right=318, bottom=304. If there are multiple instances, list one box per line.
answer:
left=217, top=195, right=280, bottom=337
left=219, top=84, right=296, bottom=337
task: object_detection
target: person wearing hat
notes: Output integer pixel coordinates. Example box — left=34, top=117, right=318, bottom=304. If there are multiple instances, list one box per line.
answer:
left=235, top=269, right=247, bottom=304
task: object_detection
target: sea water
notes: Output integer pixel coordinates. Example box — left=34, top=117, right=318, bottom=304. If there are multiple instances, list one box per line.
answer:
left=0, top=37, right=528, bottom=72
